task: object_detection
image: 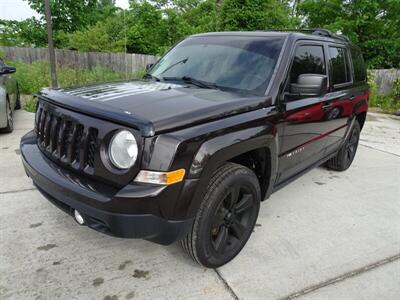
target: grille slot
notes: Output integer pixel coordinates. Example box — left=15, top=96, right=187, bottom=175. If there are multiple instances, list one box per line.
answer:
left=35, top=105, right=98, bottom=173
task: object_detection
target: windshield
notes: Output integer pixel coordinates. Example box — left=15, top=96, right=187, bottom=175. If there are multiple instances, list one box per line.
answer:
left=149, top=35, right=285, bottom=95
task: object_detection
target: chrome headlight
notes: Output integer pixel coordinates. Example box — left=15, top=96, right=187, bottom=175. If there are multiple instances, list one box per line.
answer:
left=109, top=130, right=138, bottom=169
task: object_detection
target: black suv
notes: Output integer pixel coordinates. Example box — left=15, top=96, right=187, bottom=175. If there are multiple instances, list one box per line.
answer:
left=21, top=29, right=369, bottom=268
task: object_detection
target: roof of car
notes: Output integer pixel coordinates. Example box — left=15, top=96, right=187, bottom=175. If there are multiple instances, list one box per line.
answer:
left=190, top=30, right=351, bottom=45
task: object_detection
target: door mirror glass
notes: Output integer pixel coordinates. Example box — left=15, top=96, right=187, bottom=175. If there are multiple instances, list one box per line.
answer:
left=145, top=63, right=154, bottom=72
left=290, top=74, right=327, bottom=96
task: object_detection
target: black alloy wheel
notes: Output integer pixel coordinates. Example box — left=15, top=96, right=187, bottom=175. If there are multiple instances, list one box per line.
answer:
left=211, top=185, right=255, bottom=254
left=182, top=162, right=261, bottom=268
left=327, top=121, right=360, bottom=171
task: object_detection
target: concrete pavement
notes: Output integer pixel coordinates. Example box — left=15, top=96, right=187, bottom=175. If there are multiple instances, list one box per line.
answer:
left=0, top=111, right=399, bottom=300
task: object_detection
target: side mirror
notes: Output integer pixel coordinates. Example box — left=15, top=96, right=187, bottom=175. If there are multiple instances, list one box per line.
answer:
left=145, top=63, right=154, bottom=72
left=290, top=74, right=327, bottom=97
left=0, top=66, right=16, bottom=75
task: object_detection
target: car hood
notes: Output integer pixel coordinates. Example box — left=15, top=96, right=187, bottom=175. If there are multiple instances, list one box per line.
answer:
left=38, top=80, right=270, bottom=136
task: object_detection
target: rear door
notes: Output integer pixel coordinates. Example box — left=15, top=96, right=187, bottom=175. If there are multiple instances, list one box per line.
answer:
left=322, top=44, right=355, bottom=153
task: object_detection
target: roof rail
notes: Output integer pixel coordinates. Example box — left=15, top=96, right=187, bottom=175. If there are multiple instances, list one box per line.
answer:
left=266, top=28, right=350, bottom=42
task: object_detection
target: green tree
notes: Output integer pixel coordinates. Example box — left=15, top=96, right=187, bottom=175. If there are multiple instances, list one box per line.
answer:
left=219, top=0, right=297, bottom=31
left=25, top=0, right=117, bottom=33
left=0, top=18, right=47, bottom=47
left=298, top=0, right=400, bottom=68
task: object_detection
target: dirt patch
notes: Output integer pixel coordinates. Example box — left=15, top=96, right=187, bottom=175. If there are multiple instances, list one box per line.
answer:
left=37, top=244, right=57, bottom=251
left=30, top=222, right=43, bottom=228
left=132, top=269, right=149, bottom=279
left=118, top=260, right=132, bottom=270
left=93, top=277, right=104, bottom=287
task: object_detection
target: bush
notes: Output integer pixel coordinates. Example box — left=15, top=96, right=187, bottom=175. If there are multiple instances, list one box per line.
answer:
left=24, top=96, right=38, bottom=113
left=6, top=60, right=144, bottom=95
left=392, top=78, right=400, bottom=101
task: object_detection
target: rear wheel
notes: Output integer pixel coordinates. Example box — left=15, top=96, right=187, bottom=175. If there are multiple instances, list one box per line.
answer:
left=326, top=121, right=360, bottom=171
left=182, top=162, right=260, bottom=268
left=1, top=99, right=14, bottom=133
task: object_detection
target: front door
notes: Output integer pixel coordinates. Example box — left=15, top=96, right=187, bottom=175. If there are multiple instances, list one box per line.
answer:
left=276, top=43, right=331, bottom=184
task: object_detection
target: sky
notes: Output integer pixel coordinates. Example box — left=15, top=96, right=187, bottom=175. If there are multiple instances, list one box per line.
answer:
left=0, top=0, right=130, bottom=21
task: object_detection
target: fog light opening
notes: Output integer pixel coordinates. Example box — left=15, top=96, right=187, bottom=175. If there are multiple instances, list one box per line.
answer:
left=74, top=210, right=85, bottom=225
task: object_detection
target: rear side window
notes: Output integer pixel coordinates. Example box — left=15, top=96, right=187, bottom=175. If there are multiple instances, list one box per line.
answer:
left=350, top=48, right=367, bottom=82
left=290, top=45, right=326, bottom=83
left=329, top=47, right=352, bottom=85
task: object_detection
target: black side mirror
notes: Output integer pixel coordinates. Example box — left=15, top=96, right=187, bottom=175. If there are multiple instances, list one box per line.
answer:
left=145, top=63, right=154, bottom=72
left=0, top=66, right=16, bottom=75
left=290, top=74, right=327, bottom=96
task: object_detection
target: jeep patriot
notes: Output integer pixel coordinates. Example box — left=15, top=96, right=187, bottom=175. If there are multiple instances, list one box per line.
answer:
left=20, top=29, right=369, bottom=268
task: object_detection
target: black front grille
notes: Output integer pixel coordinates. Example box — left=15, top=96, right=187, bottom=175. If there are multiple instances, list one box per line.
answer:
left=35, top=105, right=98, bottom=174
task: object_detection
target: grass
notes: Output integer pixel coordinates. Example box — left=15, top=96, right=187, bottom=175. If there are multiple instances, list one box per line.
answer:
left=4, top=60, right=144, bottom=112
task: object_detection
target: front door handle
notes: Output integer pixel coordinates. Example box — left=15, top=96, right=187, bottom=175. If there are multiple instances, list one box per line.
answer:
left=322, top=103, right=333, bottom=109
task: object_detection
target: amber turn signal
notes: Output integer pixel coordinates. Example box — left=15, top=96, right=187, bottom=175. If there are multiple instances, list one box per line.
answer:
left=134, top=169, right=186, bottom=185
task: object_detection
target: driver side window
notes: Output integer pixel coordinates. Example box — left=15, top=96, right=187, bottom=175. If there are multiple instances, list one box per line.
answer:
left=290, top=45, right=326, bottom=84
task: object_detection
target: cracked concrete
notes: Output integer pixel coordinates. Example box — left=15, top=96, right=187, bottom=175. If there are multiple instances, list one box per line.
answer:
left=1, top=111, right=399, bottom=299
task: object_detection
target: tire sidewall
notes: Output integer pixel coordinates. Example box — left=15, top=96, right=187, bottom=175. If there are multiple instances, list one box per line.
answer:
left=195, top=166, right=261, bottom=268
left=342, top=121, right=360, bottom=168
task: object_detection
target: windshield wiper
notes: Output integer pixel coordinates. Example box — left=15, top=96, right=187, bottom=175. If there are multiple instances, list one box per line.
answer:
left=143, top=73, right=161, bottom=81
left=160, top=57, right=188, bottom=75
left=163, top=76, right=219, bottom=90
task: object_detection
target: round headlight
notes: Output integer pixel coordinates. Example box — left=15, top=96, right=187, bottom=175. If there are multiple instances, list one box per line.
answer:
left=109, top=130, right=138, bottom=169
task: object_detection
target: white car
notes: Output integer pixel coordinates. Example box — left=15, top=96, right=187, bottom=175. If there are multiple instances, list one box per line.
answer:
left=0, top=58, right=20, bottom=133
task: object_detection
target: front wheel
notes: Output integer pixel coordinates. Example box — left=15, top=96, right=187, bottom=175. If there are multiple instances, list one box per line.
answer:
left=182, top=163, right=261, bottom=268
left=326, top=121, right=360, bottom=171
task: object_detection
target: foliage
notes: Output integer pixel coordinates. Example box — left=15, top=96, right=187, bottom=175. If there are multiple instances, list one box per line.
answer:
left=219, top=0, right=297, bottom=31
left=1, top=0, right=400, bottom=69
left=6, top=60, right=142, bottom=95
left=24, top=96, right=38, bottom=112
left=392, top=78, right=400, bottom=101
left=25, top=0, right=117, bottom=33
left=297, top=0, right=400, bottom=68
left=0, top=18, right=47, bottom=47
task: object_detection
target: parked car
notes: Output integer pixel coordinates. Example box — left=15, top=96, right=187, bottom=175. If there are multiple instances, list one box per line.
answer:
left=0, top=58, right=20, bottom=133
left=20, top=29, right=368, bottom=268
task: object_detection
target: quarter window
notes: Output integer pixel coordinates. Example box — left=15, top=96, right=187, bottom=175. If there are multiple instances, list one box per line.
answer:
left=329, top=47, right=352, bottom=85
left=290, top=45, right=326, bottom=83
left=350, top=48, right=367, bottom=82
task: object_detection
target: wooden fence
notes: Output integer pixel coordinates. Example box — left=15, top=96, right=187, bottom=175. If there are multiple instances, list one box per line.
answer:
left=370, top=69, right=400, bottom=95
left=0, top=46, right=158, bottom=74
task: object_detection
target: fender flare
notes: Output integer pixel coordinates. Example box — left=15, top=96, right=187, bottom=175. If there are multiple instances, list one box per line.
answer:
left=185, top=125, right=279, bottom=218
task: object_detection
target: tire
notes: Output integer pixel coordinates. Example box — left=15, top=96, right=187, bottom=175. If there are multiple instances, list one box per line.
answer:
left=326, top=121, right=360, bottom=171
left=182, top=162, right=261, bottom=268
left=0, top=99, right=14, bottom=133
left=15, top=84, right=21, bottom=110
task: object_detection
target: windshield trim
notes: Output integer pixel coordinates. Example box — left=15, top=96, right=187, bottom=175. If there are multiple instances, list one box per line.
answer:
left=264, top=35, right=289, bottom=96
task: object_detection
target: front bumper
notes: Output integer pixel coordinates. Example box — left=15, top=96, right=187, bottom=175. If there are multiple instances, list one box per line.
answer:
left=20, top=131, right=195, bottom=245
